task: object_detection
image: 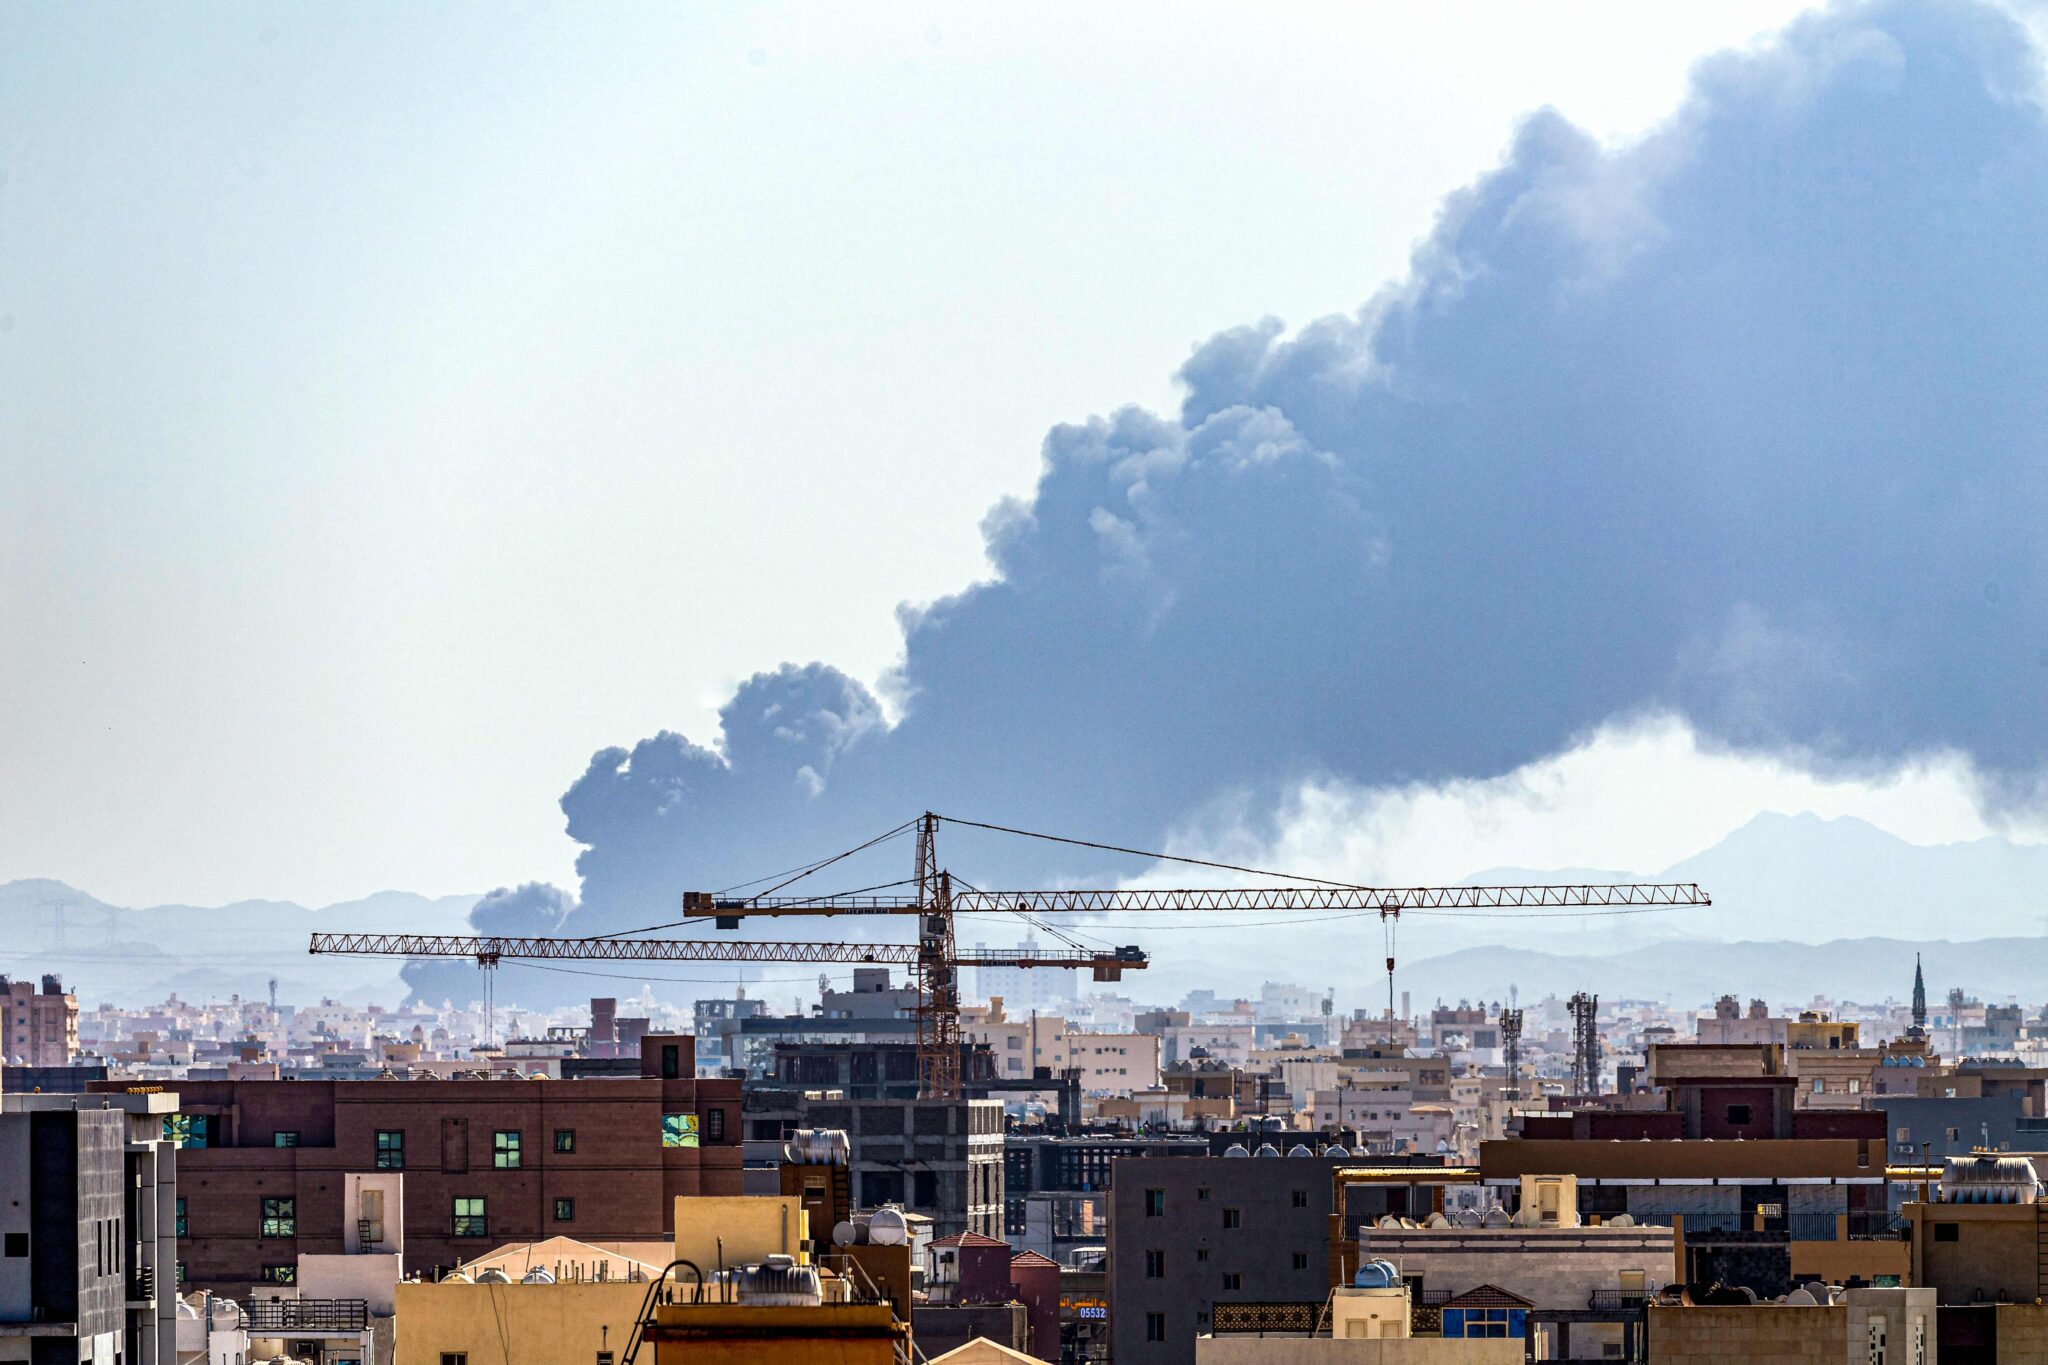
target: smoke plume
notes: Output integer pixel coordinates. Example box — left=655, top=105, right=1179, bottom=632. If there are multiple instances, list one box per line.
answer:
left=519, top=2, right=2048, bottom=948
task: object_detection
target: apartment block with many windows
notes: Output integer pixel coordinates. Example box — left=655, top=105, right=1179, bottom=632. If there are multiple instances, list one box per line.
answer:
left=101, top=1033, right=740, bottom=1295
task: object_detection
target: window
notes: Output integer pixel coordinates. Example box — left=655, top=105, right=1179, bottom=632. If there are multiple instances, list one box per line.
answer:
left=1196, top=1187, right=1211, bottom=1201
left=554, top=1198, right=575, bottom=1222
left=163, top=1114, right=219, bottom=1148
left=2, top=1233, right=24, bottom=1258
left=1222, top=1208, right=1241, bottom=1229
left=1196, top=1248, right=1210, bottom=1262
left=1850, top=1079, right=1863, bottom=1094
left=259, top=1264, right=297, bottom=1284
left=1896, top=1127, right=1911, bottom=1142
left=705, top=1108, right=725, bottom=1142
left=260, top=1197, right=296, bottom=1238
left=274, top=1130, right=300, bottom=1147
left=1292, top=1252, right=1309, bottom=1271
left=1145, top=1249, right=1165, bottom=1278
left=1725, top=1104, right=1752, bottom=1125
left=1143, top=1188, right=1165, bottom=1218
left=1291, top=1189, right=1308, bottom=1208
left=375, top=1130, right=405, bottom=1170
left=175, top=1198, right=187, bottom=1239
left=1144, top=1313, right=1166, bottom=1343
left=493, top=1131, right=522, bottom=1169
left=554, top=1129, right=575, bottom=1153
left=661, top=1113, right=700, bottom=1148
left=1222, top=1273, right=1241, bottom=1290
left=1464, top=1308, right=1512, bottom=1338
left=1813, top=1079, right=1825, bottom=1093
left=1933, top=1223, right=1959, bottom=1242
left=453, top=1197, right=488, bottom=1238
left=661, top=1044, right=681, bottom=1079
left=441, top=1355, right=469, bottom=1365
left=1946, top=1127, right=1961, bottom=1144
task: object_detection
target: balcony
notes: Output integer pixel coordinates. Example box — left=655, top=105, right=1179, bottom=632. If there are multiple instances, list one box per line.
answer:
left=1587, top=1290, right=1648, bottom=1313
left=126, top=1266, right=156, bottom=1307
left=1846, top=1210, right=1906, bottom=1241
left=245, top=1299, right=369, bottom=1334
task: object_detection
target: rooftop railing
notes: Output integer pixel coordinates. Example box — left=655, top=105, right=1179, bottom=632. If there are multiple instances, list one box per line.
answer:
left=245, top=1298, right=369, bottom=1333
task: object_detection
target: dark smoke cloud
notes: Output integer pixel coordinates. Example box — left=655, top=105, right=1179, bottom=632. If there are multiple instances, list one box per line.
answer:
left=403, top=881, right=578, bottom=1004
left=523, top=1, right=2048, bottom=947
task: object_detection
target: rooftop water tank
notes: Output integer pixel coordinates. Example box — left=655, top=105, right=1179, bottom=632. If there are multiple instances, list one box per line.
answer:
left=1287, top=1144, right=1315, bottom=1157
left=1223, top=1144, right=1250, bottom=1158
left=785, top=1128, right=852, bottom=1166
left=1353, top=1259, right=1402, bottom=1289
left=1940, top=1154, right=2041, bottom=1203
left=868, top=1206, right=909, bottom=1246
left=1254, top=1143, right=1281, bottom=1158
left=474, top=1268, right=512, bottom=1284
left=738, top=1255, right=823, bottom=1307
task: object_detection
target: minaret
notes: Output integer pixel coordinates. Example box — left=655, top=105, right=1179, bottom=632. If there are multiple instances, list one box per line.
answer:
left=1911, top=954, right=1927, bottom=1039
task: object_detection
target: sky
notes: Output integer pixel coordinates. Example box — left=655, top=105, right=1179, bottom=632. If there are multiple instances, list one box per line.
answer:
left=9, top=1, right=2048, bottom=924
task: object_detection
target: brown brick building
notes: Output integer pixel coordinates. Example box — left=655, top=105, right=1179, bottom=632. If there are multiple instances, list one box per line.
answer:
left=102, top=1034, right=741, bottom=1293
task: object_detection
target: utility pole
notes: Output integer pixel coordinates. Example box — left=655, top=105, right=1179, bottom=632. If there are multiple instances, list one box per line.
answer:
left=1500, top=1009, right=1524, bottom=1102
left=1568, top=992, right=1600, bottom=1100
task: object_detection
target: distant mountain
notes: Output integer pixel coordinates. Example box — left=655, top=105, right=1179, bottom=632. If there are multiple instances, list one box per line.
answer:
left=0, top=879, right=478, bottom=1007
left=1658, top=812, right=2048, bottom=942
left=1466, top=813, right=2048, bottom=944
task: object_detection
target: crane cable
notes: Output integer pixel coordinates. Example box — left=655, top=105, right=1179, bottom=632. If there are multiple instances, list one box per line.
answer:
left=935, top=813, right=1370, bottom=889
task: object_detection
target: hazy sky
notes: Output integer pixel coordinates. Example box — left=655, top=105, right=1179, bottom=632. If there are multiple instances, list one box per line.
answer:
left=8, top=0, right=1975, bottom=909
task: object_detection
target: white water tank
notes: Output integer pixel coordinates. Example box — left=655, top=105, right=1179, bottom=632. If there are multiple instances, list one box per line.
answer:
left=737, top=1255, right=822, bottom=1307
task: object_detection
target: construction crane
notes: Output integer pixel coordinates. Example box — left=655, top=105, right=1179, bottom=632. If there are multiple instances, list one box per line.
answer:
left=692, top=813, right=1710, bottom=1099
left=313, top=812, right=1709, bottom=1101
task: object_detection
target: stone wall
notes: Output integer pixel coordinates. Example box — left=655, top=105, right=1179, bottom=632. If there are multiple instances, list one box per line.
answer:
left=1647, top=1304, right=1839, bottom=1364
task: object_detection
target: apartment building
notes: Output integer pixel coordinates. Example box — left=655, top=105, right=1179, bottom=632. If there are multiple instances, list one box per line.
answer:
left=743, top=1088, right=1007, bottom=1238
left=0, top=1089, right=181, bottom=1365
left=1109, top=1153, right=1353, bottom=1365
left=118, top=1033, right=741, bottom=1294
left=962, top=1002, right=1161, bottom=1093
left=0, top=975, right=79, bottom=1068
